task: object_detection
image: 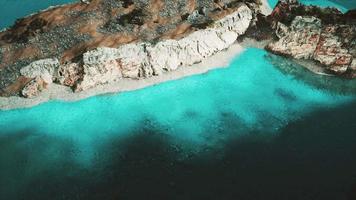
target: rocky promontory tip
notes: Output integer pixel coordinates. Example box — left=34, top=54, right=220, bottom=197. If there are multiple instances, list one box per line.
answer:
left=265, top=0, right=356, bottom=78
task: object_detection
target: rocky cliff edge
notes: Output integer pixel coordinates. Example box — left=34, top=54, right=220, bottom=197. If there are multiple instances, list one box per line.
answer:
left=0, top=0, right=264, bottom=98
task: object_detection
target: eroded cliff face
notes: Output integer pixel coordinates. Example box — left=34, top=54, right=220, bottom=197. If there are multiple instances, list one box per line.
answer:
left=75, top=6, right=252, bottom=91
left=0, top=0, right=259, bottom=98
left=265, top=0, right=356, bottom=78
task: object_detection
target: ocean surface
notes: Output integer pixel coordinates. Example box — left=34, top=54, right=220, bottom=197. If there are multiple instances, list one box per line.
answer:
left=268, top=0, right=356, bottom=12
left=0, top=0, right=75, bottom=30
left=1, top=1, right=356, bottom=200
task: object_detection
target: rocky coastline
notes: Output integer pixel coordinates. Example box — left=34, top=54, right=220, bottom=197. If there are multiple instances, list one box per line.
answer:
left=0, top=43, right=245, bottom=110
left=264, top=0, right=356, bottom=78
left=0, top=0, right=262, bottom=109
left=0, top=0, right=355, bottom=110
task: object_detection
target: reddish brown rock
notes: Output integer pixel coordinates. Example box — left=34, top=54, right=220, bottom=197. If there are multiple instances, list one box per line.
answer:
left=266, top=16, right=322, bottom=59
left=266, top=0, right=356, bottom=78
left=313, top=25, right=353, bottom=74
left=56, top=63, right=84, bottom=87
left=21, top=77, right=47, bottom=98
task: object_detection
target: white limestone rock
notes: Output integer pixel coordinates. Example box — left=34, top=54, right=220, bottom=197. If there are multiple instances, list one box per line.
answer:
left=83, top=47, right=120, bottom=65
left=147, top=40, right=182, bottom=75
left=147, top=29, right=236, bottom=76
left=20, top=58, right=60, bottom=84
left=218, top=31, right=239, bottom=45
left=21, top=77, right=46, bottom=98
left=116, top=43, right=152, bottom=78
left=214, top=5, right=252, bottom=35
left=350, top=59, right=356, bottom=71
left=71, top=4, right=253, bottom=91
left=9, top=4, right=256, bottom=97
left=180, top=30, right=228, bottom=63
left=76, top=47, right=122, bottom=91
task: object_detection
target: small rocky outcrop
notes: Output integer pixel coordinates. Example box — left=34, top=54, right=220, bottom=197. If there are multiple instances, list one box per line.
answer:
left=116, top=43, right=151, bottom=78
left=20, top=58, right=59, bottom=84
left=266, top=0, right=356, bottom=78
left=267, top=16, right=322, bottom=59
left=19, top=58, right=59, bottom=97
left=76, top=47, right=123, bottom=91
left=313, top=25, right=354, bottom=74
left=21, top=77, right=46, bottom=98
left=56, top=63, right=83, bottom=87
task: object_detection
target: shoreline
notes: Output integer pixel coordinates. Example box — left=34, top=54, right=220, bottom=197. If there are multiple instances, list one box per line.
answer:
left=0, top=38, right=337, bottom=111
left=0, top=1, right=346, bottom=111
left=0, top=37, right=339, bottom=111
left=239, top=38, right=335, bottom=76
left=260, top=0, right=273, bottom=15
left=0, top=43, right=245, bottom=111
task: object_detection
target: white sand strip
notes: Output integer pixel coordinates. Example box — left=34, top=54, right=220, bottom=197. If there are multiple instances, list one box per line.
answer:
left=0, top=44, right=245, bottom=110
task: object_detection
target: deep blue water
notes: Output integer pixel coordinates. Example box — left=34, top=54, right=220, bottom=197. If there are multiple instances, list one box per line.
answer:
left=1, top=0, right=356, bottom=199
left=0, top=0, right=76, bottom=30
left=268, top=0, right=356, bottom=13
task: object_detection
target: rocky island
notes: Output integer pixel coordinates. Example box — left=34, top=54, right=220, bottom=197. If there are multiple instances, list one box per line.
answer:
left=0, top=0, right=354, bottom=110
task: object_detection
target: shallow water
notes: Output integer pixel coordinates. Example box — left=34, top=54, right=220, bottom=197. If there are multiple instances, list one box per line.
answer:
left=1, top=48, right=356, bottom=199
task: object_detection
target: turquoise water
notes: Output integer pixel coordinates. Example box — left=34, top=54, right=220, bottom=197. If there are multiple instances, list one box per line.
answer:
left=1, top=48, right=356, bottom=199
left=268, top=0, right=356, bottom=13
left=0, top=0, right=76, bottom=30
left=1, top=0, right=356, bottom=198
left=0, top=48, right=354, bottom=161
